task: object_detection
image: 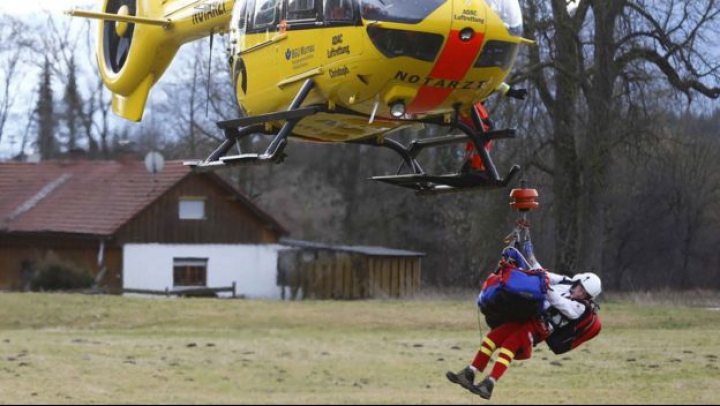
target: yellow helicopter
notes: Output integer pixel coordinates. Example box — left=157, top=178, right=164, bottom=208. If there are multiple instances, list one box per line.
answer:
left=68, top=0, right=532, bottom=194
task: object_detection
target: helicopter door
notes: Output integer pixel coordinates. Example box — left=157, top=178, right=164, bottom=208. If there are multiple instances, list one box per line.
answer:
left=280, top=0, right=323, bottom=78
left=322, top=0, right=363, bottom=87
left=238, top=0, right=282, bottom=110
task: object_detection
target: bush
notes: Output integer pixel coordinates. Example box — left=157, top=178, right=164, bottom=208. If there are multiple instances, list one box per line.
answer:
left=30, top=258, right=95, bottom=292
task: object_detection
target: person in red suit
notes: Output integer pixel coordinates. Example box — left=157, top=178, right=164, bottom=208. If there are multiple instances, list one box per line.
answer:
left=447, top=249, right=602, bottom=400
left=460, top=84, right=527, bottom=176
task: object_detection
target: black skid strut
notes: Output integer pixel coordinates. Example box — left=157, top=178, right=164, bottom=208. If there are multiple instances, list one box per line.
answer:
left=368, top=105, right=520, bottom=195
left=184, top=79, right=318, bottom=171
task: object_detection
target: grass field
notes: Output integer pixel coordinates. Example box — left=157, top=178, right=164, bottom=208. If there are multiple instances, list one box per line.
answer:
left=0, top=292, right=718, bottom=404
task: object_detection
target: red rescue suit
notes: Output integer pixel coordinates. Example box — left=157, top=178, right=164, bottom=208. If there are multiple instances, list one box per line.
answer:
left=461, top=103, right=493, bottom=172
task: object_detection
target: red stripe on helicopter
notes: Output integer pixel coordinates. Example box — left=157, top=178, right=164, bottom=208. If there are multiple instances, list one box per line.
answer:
left=406, top=31, right=485, bottom=114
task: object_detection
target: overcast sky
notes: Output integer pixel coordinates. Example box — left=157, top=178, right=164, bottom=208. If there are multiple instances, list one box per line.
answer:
left=0, top=0, right=95, bottom=15
left=0, top=1, right=207, bottom=159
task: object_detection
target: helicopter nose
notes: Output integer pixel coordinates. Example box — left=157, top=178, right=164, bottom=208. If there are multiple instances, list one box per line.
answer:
left=405, top=1, right=487, bottom=114
left=449, top=0, right=488, bottom=44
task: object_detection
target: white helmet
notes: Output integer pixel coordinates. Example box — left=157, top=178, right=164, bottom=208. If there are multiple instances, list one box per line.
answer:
left=572, top=272, right=602, bottom=299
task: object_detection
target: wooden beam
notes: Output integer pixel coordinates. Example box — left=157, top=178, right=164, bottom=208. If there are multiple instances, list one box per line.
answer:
left=382, top=258, right=391, bottom=298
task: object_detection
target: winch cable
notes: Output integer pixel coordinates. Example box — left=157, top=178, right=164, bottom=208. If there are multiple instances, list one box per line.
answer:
left=205, top=30, right=214, bottom=117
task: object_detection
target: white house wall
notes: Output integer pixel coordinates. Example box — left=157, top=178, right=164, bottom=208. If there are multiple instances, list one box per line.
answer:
left=123, top=244, right=282, bottom=299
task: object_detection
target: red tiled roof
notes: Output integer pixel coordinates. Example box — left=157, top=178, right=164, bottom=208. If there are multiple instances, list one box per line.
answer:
left=0, top=159, right=285, bottom=236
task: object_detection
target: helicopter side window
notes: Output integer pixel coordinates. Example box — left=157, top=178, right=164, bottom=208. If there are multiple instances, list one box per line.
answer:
left=474, top=41, right=519, bottom=71
left=324, top=0, right=354, bottom=22
left=253, top=0, right=279, bottom=29
left=232, top=0, right=250, bottom=32
left=288, top=0, right=317, bottom=21
left=360, top=0, right=446, bottom=24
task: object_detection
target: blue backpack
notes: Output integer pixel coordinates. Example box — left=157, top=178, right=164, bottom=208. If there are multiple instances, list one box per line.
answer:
left=477, top=247, right=548, bottom=328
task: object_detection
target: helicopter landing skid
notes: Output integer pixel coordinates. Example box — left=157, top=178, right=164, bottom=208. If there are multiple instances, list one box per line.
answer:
left=184, top=79, right=319, bottom=172
left=372, top=168, right=520, bottom=196
left=185, top=78, right=520, bottom=195
left=364, top=106, right=521, bottom=195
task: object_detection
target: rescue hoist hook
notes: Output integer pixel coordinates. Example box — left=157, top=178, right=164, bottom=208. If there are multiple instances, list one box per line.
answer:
left=505, top=180, right=540, bottom=255
left=509, top=181, right=539, bottom=213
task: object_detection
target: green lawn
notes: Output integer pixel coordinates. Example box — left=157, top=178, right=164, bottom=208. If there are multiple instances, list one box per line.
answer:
left=0, top=293, right=718, bottom=404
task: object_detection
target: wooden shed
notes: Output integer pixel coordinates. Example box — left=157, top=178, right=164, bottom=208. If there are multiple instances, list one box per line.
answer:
left=277, top=239, right=425, bottom=300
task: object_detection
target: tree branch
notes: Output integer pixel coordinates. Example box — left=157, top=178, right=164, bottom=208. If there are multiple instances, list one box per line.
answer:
left=615, top=48, right=720, bottom=99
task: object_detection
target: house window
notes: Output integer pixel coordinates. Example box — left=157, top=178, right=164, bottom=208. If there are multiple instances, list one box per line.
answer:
left=173, top=258, right=208, bottom=287
left=179, top=197, right=206, bottom=220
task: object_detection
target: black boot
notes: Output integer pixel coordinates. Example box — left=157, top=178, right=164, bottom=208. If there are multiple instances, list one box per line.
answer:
left=476, top=376, right=495, bottom=400
left=446, top=367, right=479, bottom=394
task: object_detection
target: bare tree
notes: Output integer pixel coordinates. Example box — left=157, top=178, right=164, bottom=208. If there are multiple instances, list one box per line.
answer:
left=520, top=0, right=720, bottom=274
left=0, top=15, right=31, bottom=148
left=35, top=14, right=107, bottom=157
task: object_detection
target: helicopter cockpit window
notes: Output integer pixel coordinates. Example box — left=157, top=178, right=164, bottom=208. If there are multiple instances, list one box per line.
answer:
left=486, top=0, right=523, bottom=36
left=360, top=0, right=446, bottom=24
left=474, top=40, right=519, bottom=70
left=253, top=0, right=279, bottom=28
left=367, top=26, right=444, bottom=62
left=324, top=0, right=354, bottom=22
left=288, top=0, right=317, bottom=21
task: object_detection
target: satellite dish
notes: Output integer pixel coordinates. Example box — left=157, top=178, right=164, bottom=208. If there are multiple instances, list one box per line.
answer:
left=144, top=151, right=165, bottom=174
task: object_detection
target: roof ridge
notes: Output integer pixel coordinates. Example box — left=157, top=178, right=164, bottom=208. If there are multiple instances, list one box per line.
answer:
left=4, top=173, right=73, bottom=224
left=279, top=238, right=426, bottom=257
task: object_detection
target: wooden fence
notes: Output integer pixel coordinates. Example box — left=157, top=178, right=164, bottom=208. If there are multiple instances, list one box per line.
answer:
left=122, top=282, right=237, bottom=298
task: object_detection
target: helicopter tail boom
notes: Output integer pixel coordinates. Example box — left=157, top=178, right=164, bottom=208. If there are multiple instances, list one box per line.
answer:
left=70, top=0, right=234, bottom=121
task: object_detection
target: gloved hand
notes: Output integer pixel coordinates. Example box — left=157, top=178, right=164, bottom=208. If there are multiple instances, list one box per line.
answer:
left=502, top=246, right=531, bottom=270
left=506, top=87, right=528, bottom=100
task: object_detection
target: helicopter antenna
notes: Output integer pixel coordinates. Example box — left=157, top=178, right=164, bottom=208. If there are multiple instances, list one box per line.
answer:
left=206, top=30, right=215, bottom=117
